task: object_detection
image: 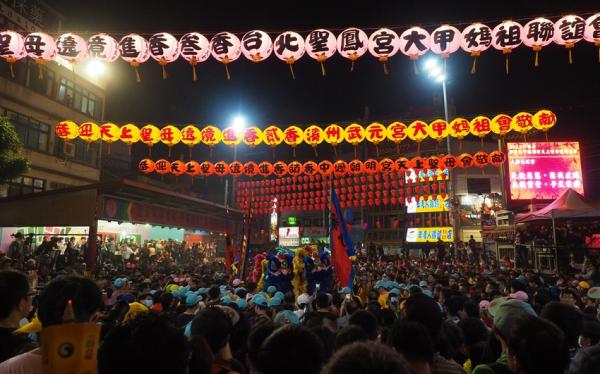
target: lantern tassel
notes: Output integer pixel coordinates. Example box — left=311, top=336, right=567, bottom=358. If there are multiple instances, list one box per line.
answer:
left=148, top=147, right=152, bottom=158
left=597, top=42, right=600, bottom=63
left=333, top=146, right=338, bottom=158
left=568, top=47, right=573, bottom=65
left=417, top=142, right=421, bottom=155
left=534, top=51, right=539, bottom=67
left=459, top=140, right=463, bottom=151
left=503, top=48, right=512, bottom=75
left=36, top=59, right=44, bottom=80
left=383, top=62, right=389, bottom=75
left=168, top=146, right=172, bottom=157
left=376, top=144, right=380, bottom=158
left=189, top=147, right=193, bottom=160
left=210, top=148, right=214, bottom=159
left=396, top=142, right=400, bottom=156
left=470, top=56, right=477, bottom=75
left=293, top=147, right=296, bottom=158
left=128, top=144, right=132, bottom=156
left=544, top=132, right=548, bottom=142
left=107, top=143, right=111, bottom=155
left=288, top=63, right=296, bottom=80
left=161, top=65, right=168, bottom=80
left=320, top=61, right=326, bottom=77
left=191, top=58, right=198, bottom=81
left=130, top=61, right=141, bottom=83
left=480, top=137, right=483, bottom=149
left=313, top=145, right=318, bottom=157
left=9, top=61, right=15, bottom=79
left=351, top=60, right=355, bottom=72
left=224, top=64, right=231, bottom=80
left=411, top=56, right=419, bottom=75
left=272, top=147, right=275, bottom=160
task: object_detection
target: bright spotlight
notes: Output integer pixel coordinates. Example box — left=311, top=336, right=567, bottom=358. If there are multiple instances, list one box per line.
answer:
left=435, top=74, right=447, bottom=83
left=86, top=59, right=106, bottom=77
left=428, top=66, right=442, bottom=78
left=423, top=58, right=437, bottom=70
left=232, top=115, right=246, bottom=134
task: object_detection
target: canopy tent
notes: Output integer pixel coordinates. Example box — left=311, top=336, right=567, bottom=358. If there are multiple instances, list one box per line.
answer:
left=515, top=188, right=600, bottom=247
left=515, top=189, right=600, bottom=223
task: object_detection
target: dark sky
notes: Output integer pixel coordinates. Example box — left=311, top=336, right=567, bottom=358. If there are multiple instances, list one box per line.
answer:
left=51, top=0, right=600, bottom=196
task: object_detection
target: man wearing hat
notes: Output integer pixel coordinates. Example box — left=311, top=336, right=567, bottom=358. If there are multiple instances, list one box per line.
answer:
left=175, top=293, right=202, bottom=328
left=472, top=299, right=537, bottom=374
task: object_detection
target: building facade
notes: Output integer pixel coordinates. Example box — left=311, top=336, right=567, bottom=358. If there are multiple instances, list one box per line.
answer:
left=0, top=0, right=107, bottom=197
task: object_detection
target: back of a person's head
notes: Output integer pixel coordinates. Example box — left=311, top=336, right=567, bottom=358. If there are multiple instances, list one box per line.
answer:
left=540, top=301, right=583, bottom=349
left=247, top=321, right=276, bottom=371
left=208, top=285, right=220, bottom=299
left=445, top=295, right=467, bottom=315
left=403, top=294, right=443, bottom=340
left=322, top=341, right=411, bottom=374
left=349, top=310, right=378, bottom=340
left=38, top=275, right=102, bottom=327
left=98, top=313, right=188, bottom=374
left=572, top=345, right=600, bottom=374
left=508, top=315, right=569, bottom=374
left=344, top=300, right=360, bottom=315
left=309, top=325, right=336, bottom=362
left=387, top=320, right=434, bottom=364
left=316, top=292, right=331, bottom=309
left=463, top=300, right=480, bottom=318
left=336, top=325, right=369, bottom=350
left=581, top=318, right=600, bottom=346
left=458, top=317, right=489, bottom=348
left=258, top=325, right=323, bottom=374
left=191, top=307, right=232, bottom=353
left=0, top=270, right=30, bottom=320
left=438, top=321, right=465, bottom=361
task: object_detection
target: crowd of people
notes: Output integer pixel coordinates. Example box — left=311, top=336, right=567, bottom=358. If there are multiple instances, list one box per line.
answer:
left=1, top=233, right=600, bottom=374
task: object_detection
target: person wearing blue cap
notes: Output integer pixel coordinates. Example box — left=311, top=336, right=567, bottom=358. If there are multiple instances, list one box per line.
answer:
left=274, top=310, right=300, bottom=325
left=250, top=293, right=271, bottom=325
left=221, top=296, right=232, bottom=305
left=273, top=291, right=285, bottom=300
left=235, top=298, right=247, bottom=310
left=267, top=285, right=277, bottom=296
left=174, top=292, right=202, bottom=328
left=268, top=297, right=282, bottom=309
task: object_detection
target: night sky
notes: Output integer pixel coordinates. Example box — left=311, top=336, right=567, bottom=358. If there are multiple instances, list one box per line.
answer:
left=51, top=0, right=600, bottom=197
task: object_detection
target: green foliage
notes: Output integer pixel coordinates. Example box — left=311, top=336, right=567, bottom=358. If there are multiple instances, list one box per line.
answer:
left=0, top=116, right=30, bottom=184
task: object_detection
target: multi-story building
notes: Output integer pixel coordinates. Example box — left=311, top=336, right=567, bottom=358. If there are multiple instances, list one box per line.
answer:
left=0, top=0, right=106, bottom=197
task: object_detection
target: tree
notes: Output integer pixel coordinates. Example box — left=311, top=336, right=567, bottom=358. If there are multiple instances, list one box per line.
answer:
left=0, top=116, right=30, bottom=185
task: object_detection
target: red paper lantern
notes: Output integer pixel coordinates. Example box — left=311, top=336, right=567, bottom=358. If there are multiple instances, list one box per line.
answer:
left=410, top=156, right=425, bottom=170
left=258, top=161, right=274, bottom=177
left=489, top=150, right=506, bottom=167
left=473, top=151, right=490, bottom=168
left=457, top=153, right=474, bottom=168
left=318, top=160, right=334, bottom=176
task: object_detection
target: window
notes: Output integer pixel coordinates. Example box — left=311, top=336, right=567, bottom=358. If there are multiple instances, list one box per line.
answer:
left=28, top=68, right=55, bottom=98
left=54, top=138, right=100, bottom=168
left=8, top=176, right=46, bottom=197
left=58, top=77, right=100, bottom=118
left=467, top=178, right=491, bottom=194
left=3, top=111, right=49, bottom=152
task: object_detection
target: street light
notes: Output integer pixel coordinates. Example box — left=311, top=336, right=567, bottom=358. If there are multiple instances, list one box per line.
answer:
left=225, top=115, right=247, bottom=206
left=423, top=57, right=457, bottom=242
left=86, top=59, right=106, bottom=77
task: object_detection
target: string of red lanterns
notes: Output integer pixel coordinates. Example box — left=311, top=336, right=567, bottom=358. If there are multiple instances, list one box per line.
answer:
left=138, top=151, right=506, bottom=177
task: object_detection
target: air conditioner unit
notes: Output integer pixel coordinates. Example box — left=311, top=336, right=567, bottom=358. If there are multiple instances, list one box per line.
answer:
left=63, top=142, right=75, bottom=157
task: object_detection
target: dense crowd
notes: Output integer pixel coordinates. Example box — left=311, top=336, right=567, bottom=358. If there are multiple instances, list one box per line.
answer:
left=1, top=233, right=600, bottom=374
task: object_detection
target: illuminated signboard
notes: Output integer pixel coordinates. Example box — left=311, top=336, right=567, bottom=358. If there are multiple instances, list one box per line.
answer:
left=406, top=227, right=454, bottom=243
left=405, top=168, right=449, bottom=183
left=287, top=216, right=297, bottom=225
left=279, top=226, right=300, bottom=247
left=406, top=196, right=449, bottom=213
left=507, top=142, right=583, bottom=200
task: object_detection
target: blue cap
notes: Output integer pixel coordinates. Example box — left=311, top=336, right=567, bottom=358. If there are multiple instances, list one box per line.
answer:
left=114, top=278, right=125, bottom=289
left=383, top=281, right=395, bottom=290
left=173, top=287, right=187, bottom=298
left=399, top=283, right=407, bottom=290
left=273, top=291, right=285, bottom=300
left=419, top=281, right=428, bottom=288
left=389, top=288, right=400, bottom=296
left=267, top=286, right=277, bottom=294
left=374, top=280, right=384, bottom=289
left=339, top=287, right=352, bottom=295
left=235, top=298, right=247, bottom=310
left=186, top=293, right=201, bottom=306
left=274, top=310, right=300, bottom=325
left=408, top=285, right=422, bottom=294
left=234, top=287, right=247, bottom=295
left=221, top=296, right=232, bottom=304
left=423, top=290, right=433, bottom=298
left=197, top=288, right=209, bottom=295
left=252, top=294, right=268, bottom=307
left=268, top=297, right=282, bottom=307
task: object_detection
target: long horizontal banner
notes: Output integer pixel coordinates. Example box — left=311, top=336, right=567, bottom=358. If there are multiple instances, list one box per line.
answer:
left=138, top=151, right=506, bottom=177
left=1, top=13, right=599, bottom=80
left=55, top=110, right=556, bottom=148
